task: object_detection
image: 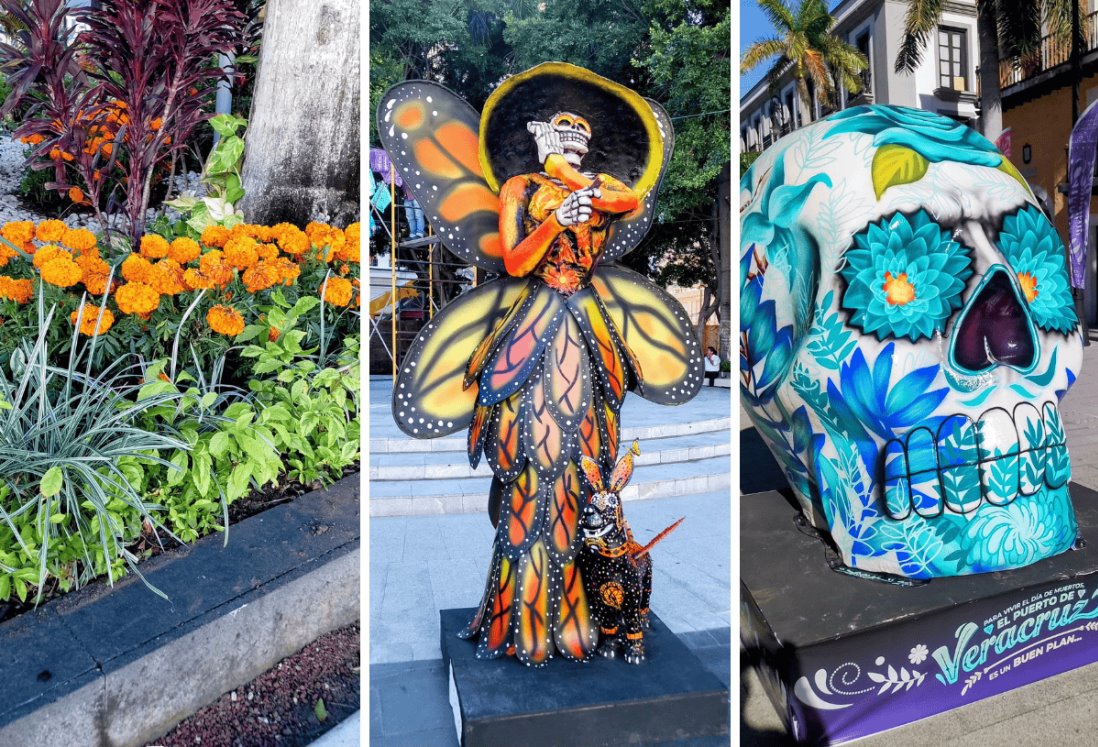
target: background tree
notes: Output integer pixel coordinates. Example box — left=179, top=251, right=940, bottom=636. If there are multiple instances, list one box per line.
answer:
left=740, top=0, right=867, bottom=117
left=241, top=0, right=359, bottom=226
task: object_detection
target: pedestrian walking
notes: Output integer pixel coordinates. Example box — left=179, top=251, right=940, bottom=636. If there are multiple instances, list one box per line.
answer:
left=704, top=346, right=720, bottom=386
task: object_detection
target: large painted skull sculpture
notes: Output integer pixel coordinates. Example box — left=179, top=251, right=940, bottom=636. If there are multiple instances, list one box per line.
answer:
left=741, top=105, right=1085, bottom=579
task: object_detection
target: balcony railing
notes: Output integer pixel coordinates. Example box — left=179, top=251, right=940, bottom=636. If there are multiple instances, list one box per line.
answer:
left=1000, top=12, right=1098, bottom=90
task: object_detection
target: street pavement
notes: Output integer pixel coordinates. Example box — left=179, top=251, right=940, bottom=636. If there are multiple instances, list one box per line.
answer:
left=369, top=383, right=732, bottom=746
left=740, top=335, right=1098, bottom=744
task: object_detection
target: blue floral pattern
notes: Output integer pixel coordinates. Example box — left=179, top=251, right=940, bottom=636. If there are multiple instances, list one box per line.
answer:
left=998, top=205, right=1079, bottom=334
left=824, top=105, right=1003, bottom=168
left=840, top=210, right=974, bottom=341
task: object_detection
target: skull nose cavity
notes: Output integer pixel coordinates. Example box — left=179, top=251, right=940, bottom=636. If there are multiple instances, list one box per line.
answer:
left=951, top=268, right=1037, bottom=373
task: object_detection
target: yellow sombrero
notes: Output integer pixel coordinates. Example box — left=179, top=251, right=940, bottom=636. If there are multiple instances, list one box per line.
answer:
left=478, top=62, right=664, bottom=196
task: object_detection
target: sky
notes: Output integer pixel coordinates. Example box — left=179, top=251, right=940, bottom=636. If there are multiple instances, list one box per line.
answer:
left=739, top=0, right=846, bottom=100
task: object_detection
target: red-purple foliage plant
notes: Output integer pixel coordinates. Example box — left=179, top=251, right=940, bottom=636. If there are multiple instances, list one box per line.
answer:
left=0, top=0, right=245, bottom=246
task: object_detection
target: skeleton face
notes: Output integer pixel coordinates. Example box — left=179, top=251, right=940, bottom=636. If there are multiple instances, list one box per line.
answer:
left=552, top=111, right=591, bottom=165
left=740, top=105, right=1084, bottom=579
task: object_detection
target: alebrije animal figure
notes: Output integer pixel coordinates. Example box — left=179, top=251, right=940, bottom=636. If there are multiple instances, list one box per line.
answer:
left=578, top=441, right=683, bottom=664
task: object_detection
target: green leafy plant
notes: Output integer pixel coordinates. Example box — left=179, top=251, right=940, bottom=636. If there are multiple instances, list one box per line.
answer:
left=0, top=301, right=187, bottom=602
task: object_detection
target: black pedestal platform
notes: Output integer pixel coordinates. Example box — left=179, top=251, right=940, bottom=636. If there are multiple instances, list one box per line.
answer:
left=440, top=608, right=729, bottom=746
left=742, top=483, right=1098, bottom=744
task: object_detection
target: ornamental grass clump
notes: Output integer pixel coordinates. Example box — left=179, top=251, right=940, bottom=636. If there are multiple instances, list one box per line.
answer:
left=0, top=301, right=186, bottom=602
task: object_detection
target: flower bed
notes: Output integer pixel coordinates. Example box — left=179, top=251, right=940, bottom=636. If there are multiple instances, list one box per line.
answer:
left=0, top=218, right=360, bottom=607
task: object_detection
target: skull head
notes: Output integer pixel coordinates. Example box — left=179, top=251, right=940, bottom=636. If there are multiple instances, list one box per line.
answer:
left=740, top=105, right=1084, bottom=579
left=551, top=111, right=592, bottom=166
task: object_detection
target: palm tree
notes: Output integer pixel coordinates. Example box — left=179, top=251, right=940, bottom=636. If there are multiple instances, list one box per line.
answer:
left=894, top=0, right=1079, bottom=139
left=741, top=0, right=868, bottom=122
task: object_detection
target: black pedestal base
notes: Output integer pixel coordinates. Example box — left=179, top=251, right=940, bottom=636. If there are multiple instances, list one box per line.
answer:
left=742, top=483, right=1098, bottom=744
left=440, top=608, right=729, bottom=747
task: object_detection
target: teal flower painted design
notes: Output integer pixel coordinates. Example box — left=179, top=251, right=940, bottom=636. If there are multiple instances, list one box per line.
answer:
left=840, top=210, right=974, bottom=341
left=998, top=204, right=1078, bottom=333
left=963, top=492, right=1077, bottom=571
left=824, top=105, right=1002, bottom=168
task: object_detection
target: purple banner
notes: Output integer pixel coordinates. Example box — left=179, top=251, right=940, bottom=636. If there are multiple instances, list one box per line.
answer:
left=1067, top=100, right=1098, bottom=289
left=746, top=576, right=1098, bottom=743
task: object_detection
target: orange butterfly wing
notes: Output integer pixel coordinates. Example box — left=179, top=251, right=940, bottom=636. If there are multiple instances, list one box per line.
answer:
left=377, top=81, right=505, bottom=273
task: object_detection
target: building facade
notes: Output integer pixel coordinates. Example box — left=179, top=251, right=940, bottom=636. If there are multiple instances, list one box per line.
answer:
left=1000, top=12, right=1098, bottom=323
left=741, top=0, right=980, bottom=153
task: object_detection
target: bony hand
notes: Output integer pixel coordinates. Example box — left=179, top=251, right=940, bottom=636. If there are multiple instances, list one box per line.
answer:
left=555, top=186, right=602, bottom=227
left=527, top=121, right=564, bottom=165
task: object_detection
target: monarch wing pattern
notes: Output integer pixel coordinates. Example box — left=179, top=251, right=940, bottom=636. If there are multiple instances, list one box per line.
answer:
left=555, top=561, right=598, bottom=660
left=548, top=461, right=582, bottom=559
left=543, top=314, right=591, bottom=428
left=591, top=264, right=704, bottom=405
left=601, top=98, right=675, bottom=262
left=378, top=81, right=505, bottom=273
left=524, top=375, right=566, bottom=481
left=499, top=464, right=543, bottom=557
left=515, top=540, right=553, bottom=666
left=480, top=285, right=566, bottom=407
left=392, top=277, right=528, bottom=438
left=568, top=288, right=629, bottom=409
left=484, top=389, right=526, bottom=483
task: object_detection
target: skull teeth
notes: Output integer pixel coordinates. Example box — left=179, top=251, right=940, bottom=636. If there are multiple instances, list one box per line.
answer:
left=880, top=401, right=1069, bottom=519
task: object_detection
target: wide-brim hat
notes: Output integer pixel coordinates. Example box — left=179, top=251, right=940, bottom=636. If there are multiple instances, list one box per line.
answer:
left=478, top=62, right=664, bottom=195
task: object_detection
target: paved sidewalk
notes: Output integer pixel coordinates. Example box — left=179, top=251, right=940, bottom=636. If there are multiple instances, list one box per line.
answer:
left=740, top=336, right=1098, bottom=744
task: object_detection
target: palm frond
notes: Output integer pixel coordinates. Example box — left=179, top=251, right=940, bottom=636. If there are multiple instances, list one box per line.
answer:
left=742, top=36, right=788, bottom=72
left=758, top=0, right=796, bottom=33
left=895, top=0, right=944, bottom=72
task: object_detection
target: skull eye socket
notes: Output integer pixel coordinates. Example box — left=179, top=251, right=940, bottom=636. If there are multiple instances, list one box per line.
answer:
left=839, top=209, right=974, bottom=342
left=996, top=204, right=1078, bottom=334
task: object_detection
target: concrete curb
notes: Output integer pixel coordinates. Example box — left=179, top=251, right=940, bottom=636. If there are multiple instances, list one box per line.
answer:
left=0, top=474, right=361, bottom=747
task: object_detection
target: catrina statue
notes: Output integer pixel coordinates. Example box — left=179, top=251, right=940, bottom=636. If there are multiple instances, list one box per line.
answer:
left=741, top=105, right=1085, bottom=580
left=379, top=63, right=703, bottom=666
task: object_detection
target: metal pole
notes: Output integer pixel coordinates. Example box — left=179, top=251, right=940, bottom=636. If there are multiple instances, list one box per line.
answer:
left=390, top=165, right=398, bottom=382
left=214, top=53, right=234, bottom=144
left=428, top=223, right=434, bottom=319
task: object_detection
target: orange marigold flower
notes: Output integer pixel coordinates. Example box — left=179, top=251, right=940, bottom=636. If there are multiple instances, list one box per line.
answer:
left=121, top=254, right=153, bottom=283
left=274, top=257, right=300, bottom=286
left=82, top=272, right=112, bottom=296
left=305, top=222, right=331, bottom=242
left=200, top=225, right=230, bottom=249
left=115, top=282, right=160, bottom=315
left=70, top=304, right=115, bottom=336
left=62, top=227, right=97, bottom=253
left=20, top=133, right=44, bottom=145
left=242, top=261, right=280, bottom=293
left=257, top=243, right=279, bottom=262
left=0, top=243, right=16, bottom=268
left=223, top=236, right=259, bottom=270
left=0, top=276, right=33, bottom=304
left=183, top=268, right=214, bottom=291
left=60, top=150, right=74, bottom=162
left=268, top=326, right=281, bottom=342
left=68, top=187, right=88, bottom=205
left=207, top=304, right=245, bottom=337
left=168, top=237, right=201, bottom=264
left=35, top=220, right=67, bottom=243
left=139, top=234, right=170, bottom=259
left=277, top=228, right=310, bottom=256
left=149, top=117, right=163, bottom=131
left=149, top=259, right=186, bottom=296
left=345, top=223, right=360, bottom=243
left=32, top=245, right=70, bottom=269
left=40, top=256, right=83, bottom=287
left=2, top=221, right=35, bottom=249
left=76, top=252, right=109, bottom=277
left=320, top=276, right=353, bottom=307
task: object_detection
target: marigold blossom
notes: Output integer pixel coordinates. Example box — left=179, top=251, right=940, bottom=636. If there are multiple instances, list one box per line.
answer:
left=115, top=282, right=160, bottom=315
left=70, top=304, right=115, bottom=336
left=207, top=304, right=245, bottom=336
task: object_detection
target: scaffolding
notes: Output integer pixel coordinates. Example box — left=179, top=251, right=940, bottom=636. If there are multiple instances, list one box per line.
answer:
left=367, top=162, right=480, bottom=377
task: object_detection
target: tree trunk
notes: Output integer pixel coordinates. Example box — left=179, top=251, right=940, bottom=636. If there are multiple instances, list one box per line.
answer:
left=716, top=161, right=732, bottom=362
left=976, top=2, right=1002, bottom=139
left=241, top=0, right=360, bottom=227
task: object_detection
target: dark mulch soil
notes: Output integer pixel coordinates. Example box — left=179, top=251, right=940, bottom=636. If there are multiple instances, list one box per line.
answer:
left=0, top=464, right=360, bottom=624
left=149, top=622, right=361, bottom=747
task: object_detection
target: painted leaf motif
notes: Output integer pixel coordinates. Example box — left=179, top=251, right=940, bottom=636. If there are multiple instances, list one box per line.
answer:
left=499, top=464, right=542, bottom=558
left=524, top=375, right=565, bottom=480
left=485, top=390, right=526, bottom=483
left=555, top=561, right=597, bottom=660
left=377, top=81, right=505, bottom=272
left=871, top=145, right=928, bottom=199
left=516, top=540, right=553, bottom=666
left=481, top=553, right=516, bottom=657
left=548, top=461, right=582, bottom=559
left=567, top=287, right=628, bottom=408
left=543, top=314, right=590, bottom=427
left=392, top=276, right=528, bottom=438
